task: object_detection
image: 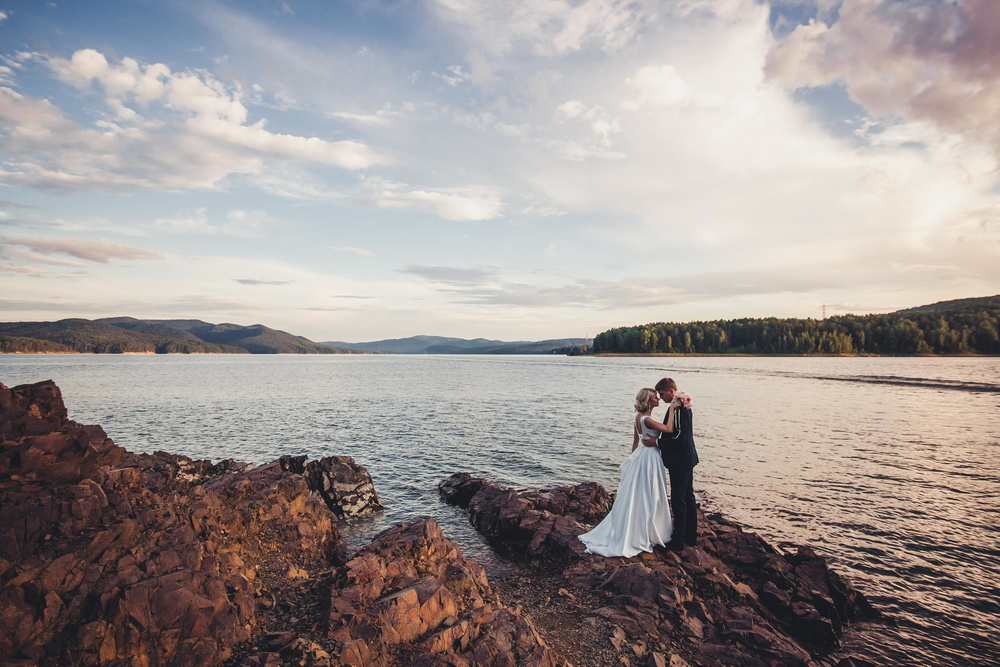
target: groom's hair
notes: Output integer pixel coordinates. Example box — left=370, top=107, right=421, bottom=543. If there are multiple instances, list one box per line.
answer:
left=654, top=377, right=677, bottom=392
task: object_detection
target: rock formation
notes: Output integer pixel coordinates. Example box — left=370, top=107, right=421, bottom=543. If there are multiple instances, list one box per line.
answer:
left=236, top=515, right=566, bottom=666
left=0, top=380, right=561, bottom=667
left=0, top=380, right=378, bottom=666
left=440, top=472, right=877, bottom=666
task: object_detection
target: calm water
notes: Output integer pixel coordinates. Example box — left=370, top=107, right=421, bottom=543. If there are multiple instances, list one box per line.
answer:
left=1, top=355, right=998, bottom=666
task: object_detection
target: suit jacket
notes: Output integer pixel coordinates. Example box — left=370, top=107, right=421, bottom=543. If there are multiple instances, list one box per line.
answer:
left=658, top=406, right=699, bottom=470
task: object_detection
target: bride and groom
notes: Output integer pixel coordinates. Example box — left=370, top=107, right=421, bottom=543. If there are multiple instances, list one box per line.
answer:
left=579, top=377, right=699, bottom=558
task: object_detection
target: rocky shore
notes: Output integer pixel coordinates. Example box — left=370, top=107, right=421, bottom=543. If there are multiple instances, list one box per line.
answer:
left=1, top=380, right=876, bottom=666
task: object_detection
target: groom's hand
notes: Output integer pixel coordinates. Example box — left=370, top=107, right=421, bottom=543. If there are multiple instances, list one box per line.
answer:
left=641, top=435, right=657, bottom=447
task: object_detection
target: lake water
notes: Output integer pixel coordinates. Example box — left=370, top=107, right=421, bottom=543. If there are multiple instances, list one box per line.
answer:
left=1, top=354, right=998, bottom=666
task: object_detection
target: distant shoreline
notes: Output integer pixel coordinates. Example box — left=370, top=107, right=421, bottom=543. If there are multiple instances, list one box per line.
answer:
left=589, top=352, right=998, bottom=358
left=3, top=351, right=997, bottom=357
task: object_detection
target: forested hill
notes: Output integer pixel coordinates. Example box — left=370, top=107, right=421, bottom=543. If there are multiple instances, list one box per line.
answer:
left=896, top=295, right=1000, bottom=313
left=593, top=298, right=1000, bottom=355
left=0, top=318, right=365, bottom=354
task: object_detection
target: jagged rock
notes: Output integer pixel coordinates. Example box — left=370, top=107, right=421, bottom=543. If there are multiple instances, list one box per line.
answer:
left=0, top=380, right=376, bottom=667
left=280, top=454, right=382, bottom=518
left=443, top=472, right=876, bottom=666
left=326, top=517, right=566, bottom=666
left=438, top=473, right=611, bottom=566
left=437, top=472, right=487, bottom=508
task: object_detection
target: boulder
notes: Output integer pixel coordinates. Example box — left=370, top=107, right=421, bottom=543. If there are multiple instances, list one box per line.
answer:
left=325, top=517, right=566, bottom=666
left=438, top=473, right=611, bottom=566
left=280, top=454, right=383, bottom=518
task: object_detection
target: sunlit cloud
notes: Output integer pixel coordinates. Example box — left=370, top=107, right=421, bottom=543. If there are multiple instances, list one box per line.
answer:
left=234, top=279, right=294, bottom=286
left=360, top=179, right=503, bottom=221
left=400, top=265, right=499, bottom=287
left=0, top=236, right=160, bottom=263
left=766, top=0, right=1000, bottom=162
left=331, top=246, right=374, bottom=256
left=0, top=48, right=381, bottom=195
left=430, top=0, right=651, bottom=56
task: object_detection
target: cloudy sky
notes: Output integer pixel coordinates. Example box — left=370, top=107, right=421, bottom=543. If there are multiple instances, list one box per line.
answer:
left=1, top=0, right=997, bottom=342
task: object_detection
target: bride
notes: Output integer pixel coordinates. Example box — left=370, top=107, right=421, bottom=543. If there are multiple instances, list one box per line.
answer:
left=579, top=388, right=676, bottom=558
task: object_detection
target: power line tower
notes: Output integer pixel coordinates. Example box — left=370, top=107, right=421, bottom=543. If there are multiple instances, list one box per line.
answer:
left=822, top=304, right=827, bottom=319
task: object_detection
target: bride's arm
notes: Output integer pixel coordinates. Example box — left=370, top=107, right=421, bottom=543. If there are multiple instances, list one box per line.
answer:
left=642, top=404, right=677, bottom=441
left=632, top=427, right=640, bottom=452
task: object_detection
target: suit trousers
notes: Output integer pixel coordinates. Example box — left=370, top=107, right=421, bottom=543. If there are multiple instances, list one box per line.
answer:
left=667, top=466, right=698, bottom=545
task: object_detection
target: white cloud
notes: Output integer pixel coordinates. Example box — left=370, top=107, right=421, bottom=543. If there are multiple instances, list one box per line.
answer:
left=543, top=138, right=626, bottom=161
left=234, top=278, right=294, bottom=286
left=48, top=49, right=381, bottom=169
left=766, top=0, right=1000, bottom=162
left=331, top=246, right=374, bottom=256
left=1, top=236, right=161, bottom=263
left=153, top=208, right=267, bottom=236
left=401, top=265, right=499, bottom=286
left=622, top=64, right=691, bottom=110
left=431, top=0, right=651, bottom=56
left=466, top=49, right=495, bottom=88
left=0, top=48, right=384, bottom=195
left=360, top=179, right=503, bottom=221
left=4, top=247, right=87, bottom=268
left=558, top=100, right=587, bottom=119
left=329, top=110, right=394, bottom=126
left=434, top=65, right=472, bottom=87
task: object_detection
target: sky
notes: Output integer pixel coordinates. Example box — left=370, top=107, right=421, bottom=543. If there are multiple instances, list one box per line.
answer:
left=0, top=0, right=998, bottom=342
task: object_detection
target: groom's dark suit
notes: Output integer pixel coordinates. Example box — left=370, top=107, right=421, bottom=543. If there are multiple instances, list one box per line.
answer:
left=658, top=405, right=699, bottom=546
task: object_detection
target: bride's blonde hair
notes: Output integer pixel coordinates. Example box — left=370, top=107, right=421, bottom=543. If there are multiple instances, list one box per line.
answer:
left=634, top=388, right=657, bottom=412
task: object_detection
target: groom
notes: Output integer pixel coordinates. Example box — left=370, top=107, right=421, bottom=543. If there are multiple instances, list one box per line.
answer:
left=648, top=377, right=699, bottom=551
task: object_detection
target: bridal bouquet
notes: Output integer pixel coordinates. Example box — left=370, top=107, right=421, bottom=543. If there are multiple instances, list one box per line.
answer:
left=674, top=391, right=693, bottom=408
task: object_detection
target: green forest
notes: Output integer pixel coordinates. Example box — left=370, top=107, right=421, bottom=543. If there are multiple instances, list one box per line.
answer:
left=593, top=306, right=1000, bottom=355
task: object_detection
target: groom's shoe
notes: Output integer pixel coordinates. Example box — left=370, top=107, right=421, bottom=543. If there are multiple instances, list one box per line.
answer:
left=664, top=540, right=685, bottom=552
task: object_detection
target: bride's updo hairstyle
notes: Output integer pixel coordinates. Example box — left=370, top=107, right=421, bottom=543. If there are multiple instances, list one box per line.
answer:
left=635, top=388, right=657, bottom=412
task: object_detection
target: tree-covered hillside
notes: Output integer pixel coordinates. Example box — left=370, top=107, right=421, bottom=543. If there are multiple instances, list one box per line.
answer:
left=0, top=336, right=76, bottom=353
left=0, top=319, right=245, bottom=354
left=594, top=304, right=1000, bottom=355
left=0, top=318, right=364, bottom=354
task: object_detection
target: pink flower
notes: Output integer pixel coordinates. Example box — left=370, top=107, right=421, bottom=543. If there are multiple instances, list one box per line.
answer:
left=674, top=391, right=693, bottom=408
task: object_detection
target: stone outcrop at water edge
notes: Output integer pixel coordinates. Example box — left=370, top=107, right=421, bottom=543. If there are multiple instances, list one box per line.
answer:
left=440, top=471, right=878, bottom=667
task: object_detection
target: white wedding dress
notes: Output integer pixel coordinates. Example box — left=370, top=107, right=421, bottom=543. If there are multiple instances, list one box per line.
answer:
left=579, top=415, right=673, bottom=557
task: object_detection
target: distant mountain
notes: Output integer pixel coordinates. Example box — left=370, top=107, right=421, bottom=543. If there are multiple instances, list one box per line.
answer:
left=0, top=317, right=366, bottom=354
left=0, top=319, right=245, bottom=354
left=99, top=317, right=358, bottom=355
left=321, top=335, right=505, bottom=354
left=322, top=335, right=588, bottom=354
left=426, top=338, right=590, bottom=354
left=895, top=295, right=1000, bottom=314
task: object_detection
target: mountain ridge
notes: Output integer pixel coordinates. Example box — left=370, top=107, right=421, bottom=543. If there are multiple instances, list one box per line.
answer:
left=894, top=295, right=1000, bottom=314
left=0, top=318, right=364, bottom=354
left=321, top=335, right=588, bottom=354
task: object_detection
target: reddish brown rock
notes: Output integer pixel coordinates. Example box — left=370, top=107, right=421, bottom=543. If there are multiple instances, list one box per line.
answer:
left=325, top=517, right=566, bottom=666
left=445, top=475, right=611, bottom=566
left=0, top=380, right=379, bottom=667
left=442, top=472, right=876, bottom=666
left=437, top=472, right=487, bottom=508
left=280, top=454, right=382, bottom=518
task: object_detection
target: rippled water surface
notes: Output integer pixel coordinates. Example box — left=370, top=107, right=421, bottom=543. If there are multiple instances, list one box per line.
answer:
left=2, top=355, right=998, bottom=665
